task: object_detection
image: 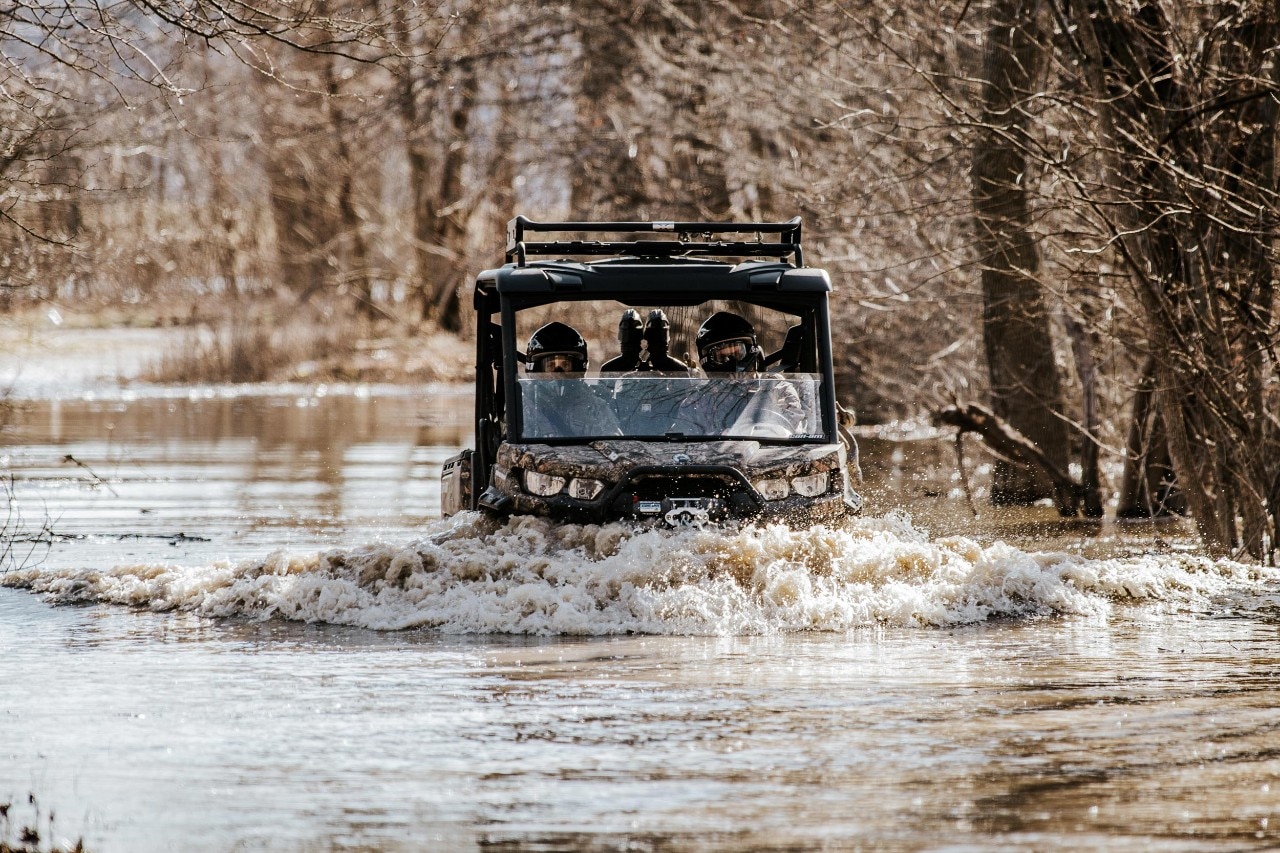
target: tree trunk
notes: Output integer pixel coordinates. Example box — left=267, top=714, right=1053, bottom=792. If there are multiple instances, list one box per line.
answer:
left=1116, top=357, right=1181, bottom=519
left=1064, top=313, right=1103, bottom=517
left=428, top=67, right=474, bottom=333
left=972, top=0, right=1071, bottom=507
left=324, top=58, right=374, bottom=319
left=267, top=141, right=330, bottom=297
left=570, top=0, right=652, bottom=217
left=396, top=27, right=474, bottom=329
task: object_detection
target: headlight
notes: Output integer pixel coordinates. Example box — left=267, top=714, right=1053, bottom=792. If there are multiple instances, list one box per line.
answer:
left=568, top=477, right=605, bottom=500
left=791, top=472, right=829, bottom=497
left=522, top=470, right=566, bottom=496
left=754, top=478, right=790, bottom=501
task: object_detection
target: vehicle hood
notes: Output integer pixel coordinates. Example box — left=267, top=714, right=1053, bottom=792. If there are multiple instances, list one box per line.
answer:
left=499, top=439, right=845, bottom=481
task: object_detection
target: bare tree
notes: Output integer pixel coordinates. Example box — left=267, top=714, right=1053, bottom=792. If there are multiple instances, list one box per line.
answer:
left=1, top=0, right=424, bottom=297
left=971, top=0, right=1073, bottom=509
left=1052, top=0, right=1279, bottom=558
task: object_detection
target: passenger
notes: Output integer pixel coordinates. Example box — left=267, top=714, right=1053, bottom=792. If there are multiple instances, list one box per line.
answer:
left=672, top=311, right=803, bottom=437
left=522, top=322, right=620, bottom=438
left=640, top=309, right=691, bottom=372
left=600, top=309, right=644, bottom=373
left=607, top=308, right=692, bottom=434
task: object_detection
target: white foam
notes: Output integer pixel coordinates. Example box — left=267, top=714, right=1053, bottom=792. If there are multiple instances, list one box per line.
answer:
left=5, top=512, right=1275, bottom=635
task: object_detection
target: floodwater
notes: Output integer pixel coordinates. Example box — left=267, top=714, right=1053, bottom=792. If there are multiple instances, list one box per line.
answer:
left=3, top=373, right=1280, bottom=851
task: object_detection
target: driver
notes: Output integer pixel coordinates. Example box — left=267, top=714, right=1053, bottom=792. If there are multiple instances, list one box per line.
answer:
left=672, top=312, right=803, bottom=436
left=522, top=322, right=620, bottom=438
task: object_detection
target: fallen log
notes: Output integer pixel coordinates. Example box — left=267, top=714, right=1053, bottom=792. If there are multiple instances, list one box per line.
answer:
left=935, top=402, right=1088, bottom=517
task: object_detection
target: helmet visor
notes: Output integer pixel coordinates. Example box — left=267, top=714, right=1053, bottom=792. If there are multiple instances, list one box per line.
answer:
left=702, top=338, right=751, bottom=368
left=533, top=353, right=583, bottom=373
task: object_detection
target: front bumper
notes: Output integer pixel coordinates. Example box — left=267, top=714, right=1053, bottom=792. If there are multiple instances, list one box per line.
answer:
left=479, top=456, right=860, bottom=526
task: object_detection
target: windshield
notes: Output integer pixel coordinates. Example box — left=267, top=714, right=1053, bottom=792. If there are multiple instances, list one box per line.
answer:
left=519, top=374, right=825, bottom=441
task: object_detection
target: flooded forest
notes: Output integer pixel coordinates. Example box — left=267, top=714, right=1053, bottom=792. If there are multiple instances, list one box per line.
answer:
left=3, top=2, right=1280, bottom=852
left=4, top=0, right=1279, bottom=559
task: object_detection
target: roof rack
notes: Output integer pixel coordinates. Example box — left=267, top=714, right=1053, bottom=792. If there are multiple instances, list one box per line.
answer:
left=505, top=215, right=804, bottom=267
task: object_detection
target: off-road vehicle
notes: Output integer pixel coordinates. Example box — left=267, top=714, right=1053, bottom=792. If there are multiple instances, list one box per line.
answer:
left=440, top=216, right=861, bottom=527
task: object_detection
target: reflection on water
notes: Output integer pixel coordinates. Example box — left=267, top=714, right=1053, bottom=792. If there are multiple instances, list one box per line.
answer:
left=2, top=385, right=1279, bottom=852
left=2, top=385, right=472, bottom=566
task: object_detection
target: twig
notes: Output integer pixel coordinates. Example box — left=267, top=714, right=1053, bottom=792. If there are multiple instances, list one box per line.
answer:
left=62, top=454, right=119, bottom=497
left=936, top=401, right=1084, bottom=517
left=953, top=431, right=979, bottom=518
left=1, top=474, right=53, bottom=575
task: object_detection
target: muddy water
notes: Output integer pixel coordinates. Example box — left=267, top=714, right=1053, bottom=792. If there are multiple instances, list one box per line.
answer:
left=3, top=386, right=1280, bottom=852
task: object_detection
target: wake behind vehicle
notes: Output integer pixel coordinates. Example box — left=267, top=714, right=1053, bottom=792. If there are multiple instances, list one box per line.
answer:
left=440, top=216, right=861, bottom=527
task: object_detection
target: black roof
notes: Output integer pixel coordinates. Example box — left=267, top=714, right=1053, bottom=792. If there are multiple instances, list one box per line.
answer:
left=474, top=261, right=832, bottom=316
left=505, top=215, right=806, bottom=266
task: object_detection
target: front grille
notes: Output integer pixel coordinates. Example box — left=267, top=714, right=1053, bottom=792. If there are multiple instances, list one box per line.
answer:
left=625, top=474, right=738, bottom=501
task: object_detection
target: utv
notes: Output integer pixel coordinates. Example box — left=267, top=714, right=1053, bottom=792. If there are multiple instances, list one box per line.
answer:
left=439, top=216, right=861, bottom=527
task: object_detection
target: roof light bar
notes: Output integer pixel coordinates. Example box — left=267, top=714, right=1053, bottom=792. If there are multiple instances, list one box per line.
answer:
left=505, top=215, right=804, bottom=267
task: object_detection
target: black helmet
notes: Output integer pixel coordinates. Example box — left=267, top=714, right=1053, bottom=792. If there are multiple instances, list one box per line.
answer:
left=526, top=322, right=588, bottom=373
left=618, top=309, right=643, bottom=354
left=696, top=311, right=761, bottom=373
left=643, top=309, right=671, bottom=355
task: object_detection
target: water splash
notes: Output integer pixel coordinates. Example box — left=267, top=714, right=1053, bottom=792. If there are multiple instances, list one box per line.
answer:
left=4, top=512, right=1274, bottom=635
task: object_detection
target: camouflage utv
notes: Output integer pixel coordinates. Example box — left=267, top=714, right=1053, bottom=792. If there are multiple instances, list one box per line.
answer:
left=440, top=216, right=861, bottom=527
